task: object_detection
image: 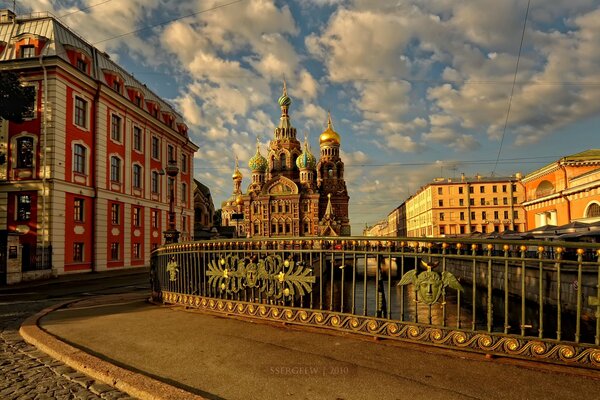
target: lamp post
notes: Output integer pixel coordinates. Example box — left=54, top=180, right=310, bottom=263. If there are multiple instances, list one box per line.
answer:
left=232, top=195, right=244, bottom=238
left=163, top=159, right=180, bottom=244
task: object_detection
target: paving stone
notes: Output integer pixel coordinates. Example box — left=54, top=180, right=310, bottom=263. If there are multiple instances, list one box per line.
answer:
left=89, top=382, right=115, bottom=396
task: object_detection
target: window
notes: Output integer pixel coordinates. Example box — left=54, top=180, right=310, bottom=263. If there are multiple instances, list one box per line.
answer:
left=492, top=185, right=497, bottom=193
left=513, top=210, right=519, bottom=219
left=482, top=211, right=487, bottom=220
left=469, top=186, right=474, bottom=194
left=181, top=183, right=187, bottom=204
left=512, top=184, right=517, bottom=192
left=459, top=199, right=464, bottom=206
left=111, top=114, right=122, bottom=142
left=134, top=95, right=142, bottom=107
left=133, top=126, right=142, bottom=151
left=151, top=209, right=159, bottom=228
left=76, top=59, right=87, bottom=73
left=458, top=187, right=463, bottom=194
left=111, top=203, right=120, bottom=225
left=280, top=153, right=286, bottom=169
left=110, top=156, right=121, bottom=182
left=151, top=137, right=160, bottom=159
left=480, top=186, right=485, bottom=193
left=460, top=212, right=465, bottom=221
left=438, top=200, right=443, bottom=207
left=167, top=145, right=174, bottom=163
left=502, top=185, right=507, bottom=193
left=73, top=243, right=84, bottom=262
left=437, top=187, right=443, bottom=195
left=439, top=226, right=445, bottom=235
left=74, top=198, right=84, bottom=222
left=469, top=199, right=474, bottom=206
left=493, top=198, right=498, bottom=205
left=133, top=243, right=141, bottom=259
left=480, top=198, right=485, bottom=206
left=439, top=212, right=444, bottom=221
left=20, top=45, right=35, bottom=58
left=460, top=226, right=465, bottom=234
left=494, top=211, right=499, bottom=219
left=133, top=207, right=141, bottom=227
left=110, top=242, right=120, bottom=260
left=16, top=195, right=31, bottom=221
left=133, top=164, right=142, bottom=189
left=181, top=154, right=188, bottom=173
left=74, top=144, right=86, bottom=174
left=151, top=171, right=160, bottom=194
left=504, top=210, right=509, bottom=219
left=481, top=225, right=487, bottom=234
left=16, top=137, right=34, bottom=168
left=503, top=197, right=508, bottom=205
left=74, top=96, right=87, bottom=128
left=113, top=80, right=121, bottom=93
left=513, top=197, right=518, bottom=204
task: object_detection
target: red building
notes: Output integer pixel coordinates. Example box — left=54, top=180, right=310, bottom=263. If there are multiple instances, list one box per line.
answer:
left=0, top=10, right=198, bottom=283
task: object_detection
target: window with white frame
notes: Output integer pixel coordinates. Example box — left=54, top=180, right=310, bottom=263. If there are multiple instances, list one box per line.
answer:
left=110, top=156, right=121, bottom=182
left=73, top=243, right=84, bottom=262
left=133, top=126, right=142, bottom=151
left=151, top=136, right=160, bottom=159
left=73, top=144, right=86, bottom=174
left=16, top=194, right=31, bottom=221
left=181, top=182, right=187, bottom=204
left=133, top=164, right=142, bottom=189
left=74, top=198, right=84, bottom=222
left=181, top=153, right=188, bottom=173
left=133, top=206, right=141, bottom=227
left=111, top=203, right=120, bottom=225
left=74, top=96, right=88, bottom=128
left=16, top=137, right=34, bottom=168
left=111, top=114, right=122, bottom=142
left=110, top=242, right=120, bottom=260
left=151, top=171, right=160, bottom=194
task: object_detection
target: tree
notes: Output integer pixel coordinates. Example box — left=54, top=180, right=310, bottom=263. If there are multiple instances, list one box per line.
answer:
left=0, top=71, right=35, bottom=123
left=214, top=209, right=222, bottom=227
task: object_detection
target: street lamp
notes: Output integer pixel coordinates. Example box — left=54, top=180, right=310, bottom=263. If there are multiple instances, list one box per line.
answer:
left=232, top=195, right=244, bottom=238
left=163, top=159, right=180, bottom=244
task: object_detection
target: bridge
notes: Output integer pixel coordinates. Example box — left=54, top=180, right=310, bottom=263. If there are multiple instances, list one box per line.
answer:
left=151, top=236, right=600, bottom=370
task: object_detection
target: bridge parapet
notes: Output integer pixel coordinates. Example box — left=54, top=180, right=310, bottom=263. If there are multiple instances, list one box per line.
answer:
left=151, top=236, right=600, bottom=369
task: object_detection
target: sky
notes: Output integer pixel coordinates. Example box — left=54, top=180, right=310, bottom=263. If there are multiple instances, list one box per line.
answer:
left=9, top=0, right=600, bottom=233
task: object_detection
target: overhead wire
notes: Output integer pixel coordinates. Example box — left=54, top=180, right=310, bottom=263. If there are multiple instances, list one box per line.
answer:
left=492, top=0, right=531, bottom=175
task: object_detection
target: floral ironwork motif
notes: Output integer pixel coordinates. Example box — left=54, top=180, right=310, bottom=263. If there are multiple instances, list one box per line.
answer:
left=206, top=254, right=315, bottom=299
left=398, top=260, right=463, bottom=305
left=167, top=258, right=178, bottom=282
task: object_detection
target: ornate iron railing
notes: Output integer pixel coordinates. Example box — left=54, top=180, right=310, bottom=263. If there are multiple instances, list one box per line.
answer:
left=151, top=237, right=600, bottom=369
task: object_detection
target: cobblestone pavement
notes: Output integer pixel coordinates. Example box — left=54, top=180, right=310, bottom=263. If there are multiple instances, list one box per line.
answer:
left=0, top=273, right=147, bottom=400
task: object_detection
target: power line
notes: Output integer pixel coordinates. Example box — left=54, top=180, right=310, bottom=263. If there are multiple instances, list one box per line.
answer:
left=492, top=0, right=531, bottom=175
left=92, top=0, right=246, bottom=45
left=59, top=0, right=114, bottom=18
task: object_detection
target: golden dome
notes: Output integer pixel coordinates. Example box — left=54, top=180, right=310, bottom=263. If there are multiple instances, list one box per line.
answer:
left=232, top=156, right=242, bottom=180
left=235, top=195, right=244, bottom=205
left=319, top=112, right=340, bottom=146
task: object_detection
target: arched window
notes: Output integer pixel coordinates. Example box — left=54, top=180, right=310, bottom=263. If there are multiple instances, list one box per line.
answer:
left=535, top=180, right=555, bottom=199
left=280, top=153, right=286, bottom=170
left=586, top=203, right=600, bottom=218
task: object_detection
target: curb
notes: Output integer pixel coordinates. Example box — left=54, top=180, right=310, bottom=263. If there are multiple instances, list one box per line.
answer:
left=19, top=299, right=205, bottom=400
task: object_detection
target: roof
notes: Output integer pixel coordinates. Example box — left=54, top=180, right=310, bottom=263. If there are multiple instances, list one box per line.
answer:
left=0, top=10, right=187, bottom=134
left=524, top=149, right=600, bottom=181
left=560, top=149, right=600, bottom=163
left=194, top=179, right=212, bottom=197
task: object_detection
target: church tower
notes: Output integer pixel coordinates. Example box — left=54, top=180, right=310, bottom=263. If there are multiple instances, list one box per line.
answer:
left=317, top=113, right=351, bottom=235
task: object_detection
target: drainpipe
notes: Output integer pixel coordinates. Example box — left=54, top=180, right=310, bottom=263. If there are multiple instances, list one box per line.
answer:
left=91, top=48, right=101, bottom=272
left=39, top=51, right=49, bottom=274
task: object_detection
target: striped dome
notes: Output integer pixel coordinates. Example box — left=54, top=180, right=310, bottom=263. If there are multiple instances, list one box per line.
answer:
left=248, top=142, right=268, bottom=172
left=296, top=141, right=316, bottom=170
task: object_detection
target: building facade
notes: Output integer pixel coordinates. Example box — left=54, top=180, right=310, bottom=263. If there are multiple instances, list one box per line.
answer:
left=522, top=149, right=600, bottom=228
left=221, top=84, right=350, bottom=237
left=0, top=10, right=198, bottom=283
left=193, top=179, right=215, bottom=240
left=405, top=175, right=527, bottom=237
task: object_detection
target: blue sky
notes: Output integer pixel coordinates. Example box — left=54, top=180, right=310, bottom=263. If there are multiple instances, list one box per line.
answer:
left=11, top=0, right=600, bottom=233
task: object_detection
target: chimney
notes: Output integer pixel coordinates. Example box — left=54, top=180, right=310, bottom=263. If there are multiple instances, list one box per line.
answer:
left=460, top=172, right=465, bottom=182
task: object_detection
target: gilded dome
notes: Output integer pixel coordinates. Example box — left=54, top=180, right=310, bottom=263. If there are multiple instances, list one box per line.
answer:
left=319, top=113, right=340, bottom=146
left=232, top=156, right=242, bottom=180
left=248, top=140, right=268, bottom=172
left=296, top=140, right=316, bottom=170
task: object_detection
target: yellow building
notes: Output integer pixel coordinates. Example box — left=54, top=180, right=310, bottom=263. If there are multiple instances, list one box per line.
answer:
left=405, top=175, right=527, bottom=237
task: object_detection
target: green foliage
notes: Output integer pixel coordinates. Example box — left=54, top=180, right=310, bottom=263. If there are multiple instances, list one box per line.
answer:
left=0, top=71, right=35, bottom=123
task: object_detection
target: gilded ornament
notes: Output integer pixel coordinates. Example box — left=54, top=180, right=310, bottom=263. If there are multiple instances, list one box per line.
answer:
left=166, top=258, right=178, bottom=282
left=368, top=320, right=379, bottom=332
left=408, top=327, right=419, bottom=337
left=398, top=261, right=463, bottom=305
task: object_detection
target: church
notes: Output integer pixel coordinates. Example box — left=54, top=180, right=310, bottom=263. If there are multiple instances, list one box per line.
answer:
left=221, top=83, right=350, bottom=237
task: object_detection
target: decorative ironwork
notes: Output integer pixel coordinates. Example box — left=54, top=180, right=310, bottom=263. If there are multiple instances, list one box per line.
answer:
left=207, top=254, right=315, bottom=299
left=398, top=260, right=463, bottom=305
left=161, top=291, right=600, bottom=369
left=167, top=258, right=178, bottom=282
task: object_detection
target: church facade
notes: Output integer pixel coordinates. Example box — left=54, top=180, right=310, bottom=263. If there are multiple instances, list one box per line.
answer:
left=221, top=84, right=350, bottom=237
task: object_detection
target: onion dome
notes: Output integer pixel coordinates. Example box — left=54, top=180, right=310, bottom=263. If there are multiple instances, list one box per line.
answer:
left=235, top=195, right=244, bottom=206
left=232, top=156, right=242, bottom=180
left=278, top=79, right=291, bottom=107
left=319, top=112, right=340, bottom=146
left=248, top=139, right=268, bottom=172
left=296, top=137, right=316, bottom=170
